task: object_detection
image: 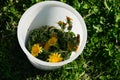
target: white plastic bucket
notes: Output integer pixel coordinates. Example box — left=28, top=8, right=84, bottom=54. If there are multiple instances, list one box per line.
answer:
left=17, top=1, right=87, bottom=70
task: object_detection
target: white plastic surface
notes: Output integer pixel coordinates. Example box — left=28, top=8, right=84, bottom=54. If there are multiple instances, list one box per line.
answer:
left=17, top=1, right=87, bottom=70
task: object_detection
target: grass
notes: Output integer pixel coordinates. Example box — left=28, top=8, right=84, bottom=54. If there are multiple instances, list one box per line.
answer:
left=0, top=0, right=120, bottom=80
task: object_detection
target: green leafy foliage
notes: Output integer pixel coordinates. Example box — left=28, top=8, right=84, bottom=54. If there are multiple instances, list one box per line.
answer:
left=0, top=0, right=120, bottom=80
left=26, top=18, right=79, bottom=61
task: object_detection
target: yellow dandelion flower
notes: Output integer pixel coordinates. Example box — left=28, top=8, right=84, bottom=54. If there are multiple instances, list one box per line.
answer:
left=44, top=43, right=50, bottom=50
left=31, top=44, right=43, bottom=57
left=48, top=36, right=57, bottom=45
left=47, top=53, right=63, bottom=63
left=44, top=36, right=57, bottom=50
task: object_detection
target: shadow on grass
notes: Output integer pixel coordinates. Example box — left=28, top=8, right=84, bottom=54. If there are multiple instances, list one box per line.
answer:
left=0, top=32, right=53, bottom=80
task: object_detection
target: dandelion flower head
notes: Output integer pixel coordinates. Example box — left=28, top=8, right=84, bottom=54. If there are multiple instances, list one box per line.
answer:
left=47, top=53, right=63, bottom=63
left=48, top=36, right=57, bottom=45
left=31, top=44, right=43, bottom=57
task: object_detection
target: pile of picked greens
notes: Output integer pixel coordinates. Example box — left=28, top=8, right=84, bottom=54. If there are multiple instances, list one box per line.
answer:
left=26, top=16, right=80, bottom=62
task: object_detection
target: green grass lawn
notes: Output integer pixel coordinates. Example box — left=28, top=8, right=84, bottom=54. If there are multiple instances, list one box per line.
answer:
left=0, top=0, right=120, bottom=80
